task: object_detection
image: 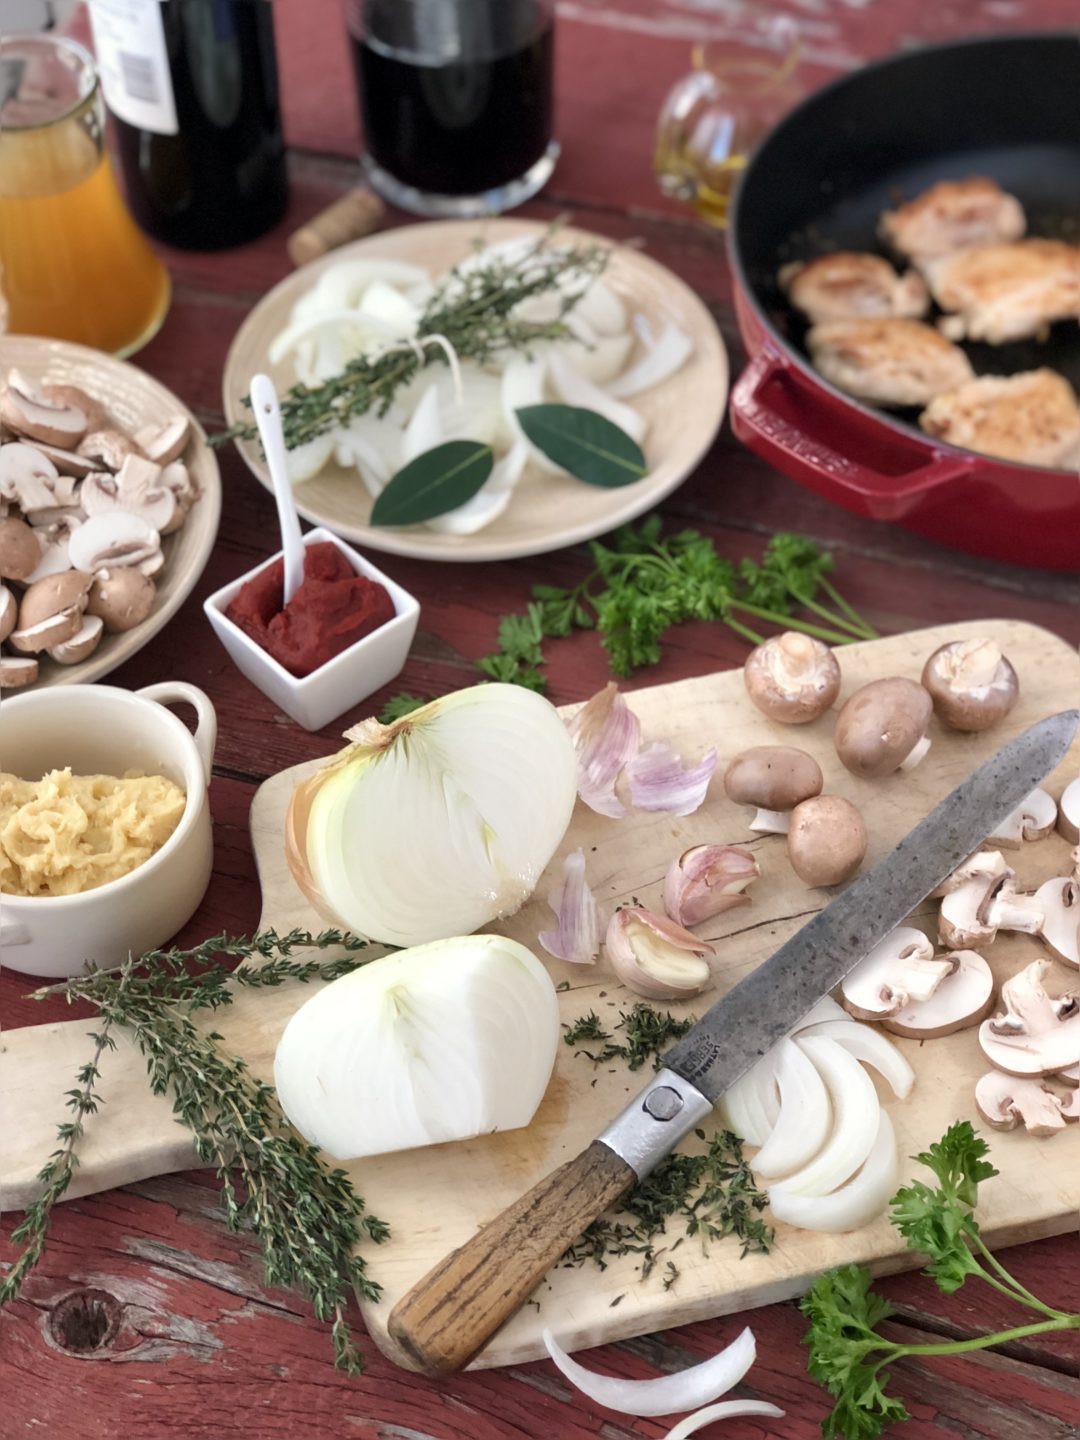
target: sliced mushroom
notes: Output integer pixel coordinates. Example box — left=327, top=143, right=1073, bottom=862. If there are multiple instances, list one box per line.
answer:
left=743, top=632, right=842, bottom=725
left=932, top=849, right=1010, bottom=898
left=86, top=565, right=157, bottom=632
left=158, top=460, right=196, bottom=532
left=920, top=637, right=1019, bottom=732
left=1034, top=876, right=1079, bottom=968
left=834, top=677, right=933, bottom=777
left=68, top=511, right=161, bottom=577
left=23, top=514, right=81, bottom=584
left=0, top=583, right=16, bottom=643
left=938, top=865, right=1042, bottom=948
left=41, top=383, right=107, bottom=435
left=0, top=370, right=87, bottom=448
left=883, top=950, right=995, bottom=1038
left=0, top=441, right=61, bottom=511
left=29, top=441, right=103, bottom=479
left=841, top=926, right=944, bottom=1018
left=0, top=514, right=43, bottom=581
left=978, top=958, right=1080, bottom=1076
left=81, top=454, right=177, bottom=532
left=8, top=570, right=91, bottom=653
left=1059, top=778, right=1080, bottom=845
left=986, top=787, right=1058, bottom=848
left=974, top=1071, right=1070, bottom=1137
left=134, top=416, right=190, bottom=466
left=787, top=794, right=867, bottom=886
left=48, top=613, right=104, bottom=664
left=723, top=745, right=823, bottom=833
left=77, top=428, right=141, bottom=469
left=0, top=653, right=38, bottom=687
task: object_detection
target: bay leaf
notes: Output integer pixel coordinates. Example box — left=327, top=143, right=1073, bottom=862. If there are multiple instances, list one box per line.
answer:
left=515, top=404, right=647, bottom=487
left=371, top=440, right=494, bottom=527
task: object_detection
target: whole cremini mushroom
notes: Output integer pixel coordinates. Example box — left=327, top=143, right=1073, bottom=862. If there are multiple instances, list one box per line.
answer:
left=834, top=676, right=933, bottom=777
left=921, top=637, right=1018, bottom=732
left=786, top=794, right=867, bottom=886
left=86, top=566, right=157, bottom=632
left=0, top=515, right=41, bottom=581
left=723, top=745, right=823, bottom=834
left=978, top=959, right=1080, bottom=1077
left=974, top=1071, right=1072, bottom=1137
left=743, top=632, right=842, bottom=725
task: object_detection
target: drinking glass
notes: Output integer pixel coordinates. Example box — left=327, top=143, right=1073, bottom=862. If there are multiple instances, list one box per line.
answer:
left=0, top=33, right=170, bottom=355
left=345, top=0, right=558, bottom=218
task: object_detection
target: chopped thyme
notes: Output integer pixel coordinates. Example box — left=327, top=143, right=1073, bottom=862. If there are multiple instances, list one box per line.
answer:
left=562, top=1003, right=694, bottom=1072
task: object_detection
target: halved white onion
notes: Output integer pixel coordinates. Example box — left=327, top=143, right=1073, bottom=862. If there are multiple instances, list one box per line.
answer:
left=273, top=934, right=559, bottom=1160
left=797, top=1019, right=915, bottom=1100
left=768, top=1036, right=880, bottom=1197
left=768, top=1110, right=898, bottom=1233
left=542, top=1325, right=756, bottom=1417
left=287, top=685, right=578, bottom=947
left=751, top=1037, right=832, bottom=1179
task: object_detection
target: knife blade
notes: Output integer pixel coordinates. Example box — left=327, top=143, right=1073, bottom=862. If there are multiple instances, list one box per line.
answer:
left=388, top=709, right=1078, bottom=1374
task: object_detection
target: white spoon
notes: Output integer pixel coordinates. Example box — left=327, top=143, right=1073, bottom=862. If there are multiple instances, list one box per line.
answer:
left=251, top=372, right=305, bottom=606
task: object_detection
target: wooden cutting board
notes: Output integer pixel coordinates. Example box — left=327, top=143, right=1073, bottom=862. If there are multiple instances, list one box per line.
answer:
left=3, top=619, right=1080, bottom=1371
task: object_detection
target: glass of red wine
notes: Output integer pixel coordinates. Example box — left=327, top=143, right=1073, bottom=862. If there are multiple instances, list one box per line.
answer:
left=345, top=0, right=558, bottom=216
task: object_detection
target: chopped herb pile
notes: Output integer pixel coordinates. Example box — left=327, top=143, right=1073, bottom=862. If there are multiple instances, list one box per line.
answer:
left=477, top=519, right=877, bottom=689
left=563, top=1003, right=694, bottom=1071
left=803, top=1121, right=1080, bottom=1438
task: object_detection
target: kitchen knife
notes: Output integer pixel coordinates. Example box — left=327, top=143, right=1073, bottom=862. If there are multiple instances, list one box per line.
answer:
left=388, top=709, right=1079, bottom=1375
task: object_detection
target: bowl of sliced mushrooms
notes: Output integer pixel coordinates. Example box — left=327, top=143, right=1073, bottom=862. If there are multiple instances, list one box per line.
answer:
left=0, top=338, right=221, bottom=689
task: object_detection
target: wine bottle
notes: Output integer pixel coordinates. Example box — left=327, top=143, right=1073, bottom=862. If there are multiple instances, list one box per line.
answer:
left=87, top=0, right=287, bottom=250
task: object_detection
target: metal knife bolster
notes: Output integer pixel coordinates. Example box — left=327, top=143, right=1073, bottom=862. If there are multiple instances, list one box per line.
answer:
left=597, top=1067, right=714, bottom=1179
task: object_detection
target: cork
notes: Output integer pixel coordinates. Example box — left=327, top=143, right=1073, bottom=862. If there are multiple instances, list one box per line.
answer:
left=287, top=189, right=386, bottom=267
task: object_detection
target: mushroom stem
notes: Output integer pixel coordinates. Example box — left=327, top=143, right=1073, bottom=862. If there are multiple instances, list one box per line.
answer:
left=749, top=807, right=791, bottom=835
left=898, top=734, right=932, bottom=771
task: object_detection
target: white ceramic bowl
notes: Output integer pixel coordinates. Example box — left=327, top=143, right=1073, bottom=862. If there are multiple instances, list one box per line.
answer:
left=0, top=683, right=217, bottom=979
left=203, top=527, right=420, bottom=732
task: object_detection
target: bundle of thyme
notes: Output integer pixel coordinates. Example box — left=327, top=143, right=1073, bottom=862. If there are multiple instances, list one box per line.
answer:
left=0, top=929, right=387, bottom=1373
left=215, top=236, right=609, bottom=450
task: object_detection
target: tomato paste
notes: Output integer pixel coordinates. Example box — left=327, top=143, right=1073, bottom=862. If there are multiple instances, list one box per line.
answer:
left=226, top=541, right=394, bottom=678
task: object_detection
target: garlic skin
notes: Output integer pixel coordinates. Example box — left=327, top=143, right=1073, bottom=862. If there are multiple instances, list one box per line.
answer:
left=606, top=906, right=715, bottom=1000
left=663, top=845, right=760, bottom=928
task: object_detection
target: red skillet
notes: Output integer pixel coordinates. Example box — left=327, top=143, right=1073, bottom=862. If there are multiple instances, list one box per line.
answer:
left=727, top=32, right=1080, bottom=570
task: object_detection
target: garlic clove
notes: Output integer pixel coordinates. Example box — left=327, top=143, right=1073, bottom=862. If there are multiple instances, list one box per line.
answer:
left=663, top=844, right=760, bottom=928
left=606, top=905, right=714, bottom=1000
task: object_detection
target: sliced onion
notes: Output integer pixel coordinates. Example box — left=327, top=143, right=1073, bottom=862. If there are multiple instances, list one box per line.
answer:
left=794, top=995, right=848, bottom=1029
left=269, top=308, right=399, bottom=365
left=538, top=848, right=601, bottom=964
left=663, top=1401, right=786, bottom=1439
left=626, top=741, right=717, bottom=817
left=274, top=934, right=559, bottom=1160
left=751, top=1037, right=832, bottom=1179
left=285, top=432, right=335, bottom=484
left=292, top=257, right=430, bottom=319
left=548, top=351, right=647, bottom=445
left=358, top=279, right=421, bottom=337
left=607, top=321, right=694, bottom=399
left=542, top=1325, right=756, bottom=1417
left=797, top=1019, right=915, bottom=1100
left=502, top=357, right=564, bottom=473
left=576, top=278, right=628, bottom=337
left=769, top=1036, right=881, bottom=1198
left=286, top=685, right=577, bottom=947
left=566, top=682, right=641, bottom=819
left=426, top=487, right=513, bottom=536
left=402, top=383, right=443, bottom=461
left=768, top=1110, right=898, bottom=1233
left=719, top=1051, right=780, bottom=1146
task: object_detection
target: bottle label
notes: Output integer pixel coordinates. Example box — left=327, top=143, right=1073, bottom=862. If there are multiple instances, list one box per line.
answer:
left=87, top=0, right=179, bottom=136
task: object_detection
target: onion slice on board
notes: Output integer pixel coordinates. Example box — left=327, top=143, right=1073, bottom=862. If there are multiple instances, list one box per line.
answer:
left=751, top=1037, right=832, bottom=1179
left=718, top=1051, right=780, bottom=1146
left=662, top=1401, right=786, bottom=1439
left=539, top=848, right=601, bottom=964
left=768, top=1035, right=880, bottom=1197
left=768, top=1110, right=898, bottom=1233
left=797, top=1019, right=915, bottom=1099
left=542, top=1325, right=756, bottom=1417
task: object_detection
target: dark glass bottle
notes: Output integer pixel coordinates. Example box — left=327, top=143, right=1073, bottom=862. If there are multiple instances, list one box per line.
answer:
left=89, top=0, right=287, bottom=250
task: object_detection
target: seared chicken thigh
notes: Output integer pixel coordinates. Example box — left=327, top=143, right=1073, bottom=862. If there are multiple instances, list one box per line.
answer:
left=807, top=318, right=974, bottom=407
left=879, top=177, right=1026, bottom=267
left=920, top=369, right=1080, bottom=467
left=780, top=252, right=928, bottom=324
left=927, top=239, right=1080, bottom=344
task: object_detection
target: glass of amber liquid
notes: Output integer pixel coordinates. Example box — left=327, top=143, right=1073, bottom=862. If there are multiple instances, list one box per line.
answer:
left=0, top=34, right=169, bottom=355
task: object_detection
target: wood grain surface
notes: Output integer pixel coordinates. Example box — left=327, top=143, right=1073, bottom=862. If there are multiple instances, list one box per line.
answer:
left=3, top=2, right=1080, bottom=1435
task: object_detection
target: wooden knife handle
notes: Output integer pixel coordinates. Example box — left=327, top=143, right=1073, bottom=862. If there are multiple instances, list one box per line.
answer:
left=387, top=1139, right=635, bottom=1374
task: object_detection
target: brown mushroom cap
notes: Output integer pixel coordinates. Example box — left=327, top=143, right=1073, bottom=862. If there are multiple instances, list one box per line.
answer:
left=0, top=515, right=41, bottom=581
left=743, top=632, right=842, bottom=725
left=921, top=638, right=1019, bottom=732
left=86, top=566, right=157, bottom=632
left=17, top=569, right=92, bottom=630
left=723, top=746, right=823, bottom=811
left=787, top=794, right=867, bottom=886
left=834, top=676, right=933, bottom=778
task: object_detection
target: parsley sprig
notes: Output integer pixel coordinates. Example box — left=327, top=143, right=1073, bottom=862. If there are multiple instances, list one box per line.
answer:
left=803, top=1122, right=1080, bottom=1439
left=477, top=519, right=876, bottom=689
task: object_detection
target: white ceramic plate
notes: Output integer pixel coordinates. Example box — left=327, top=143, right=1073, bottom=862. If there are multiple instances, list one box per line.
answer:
left=0, top=336, right=222, bottom=687
left=221, top=218, right=728, bottom=563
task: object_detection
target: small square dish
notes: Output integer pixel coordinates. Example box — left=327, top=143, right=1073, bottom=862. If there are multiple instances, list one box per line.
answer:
left=203, top=526, right=420, bottom=731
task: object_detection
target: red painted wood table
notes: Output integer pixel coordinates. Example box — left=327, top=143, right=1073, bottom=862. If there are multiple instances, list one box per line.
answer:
left=3, top=3, right=1079, bottom=1436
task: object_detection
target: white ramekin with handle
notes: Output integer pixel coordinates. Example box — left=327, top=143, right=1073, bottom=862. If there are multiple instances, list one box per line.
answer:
left=0, top=682, right=217, bottom=979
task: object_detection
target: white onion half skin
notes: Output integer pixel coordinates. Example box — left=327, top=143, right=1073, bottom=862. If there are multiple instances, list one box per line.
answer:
left=289, top=684, right=578, bottom=947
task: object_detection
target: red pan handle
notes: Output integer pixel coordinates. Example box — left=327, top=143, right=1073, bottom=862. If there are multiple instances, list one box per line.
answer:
left=730, top=349, right=977, bottom=522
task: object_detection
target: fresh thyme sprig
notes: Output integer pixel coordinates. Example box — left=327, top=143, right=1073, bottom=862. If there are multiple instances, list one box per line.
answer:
left=477, top=518, right=878, bottom=689
left=215, top=236, right=609, bottom=451
left=2, top=929, right=387, bottom=1373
